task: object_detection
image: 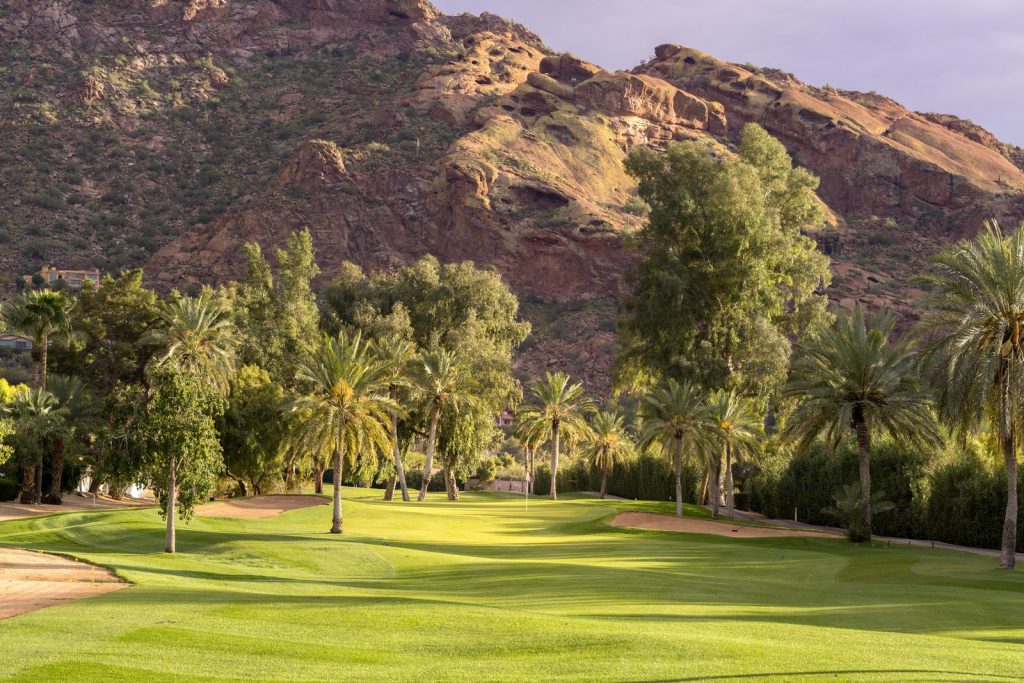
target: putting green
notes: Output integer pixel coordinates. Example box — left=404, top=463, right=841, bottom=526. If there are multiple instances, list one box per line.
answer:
left=0, top=488, right=1021, bottom=682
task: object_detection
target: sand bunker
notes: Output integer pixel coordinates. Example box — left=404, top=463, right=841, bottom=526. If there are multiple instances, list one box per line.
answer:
left=0, top=494, right=153, bottom=523
left=195, top=495, right=329, bottom=520
left=0, top=548, right=126, bottom=620
left=610, top=512, right=840, bottom=540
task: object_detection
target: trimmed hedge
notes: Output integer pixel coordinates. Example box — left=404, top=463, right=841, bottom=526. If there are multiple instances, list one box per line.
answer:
left=533, top=454, right=701, bottom=503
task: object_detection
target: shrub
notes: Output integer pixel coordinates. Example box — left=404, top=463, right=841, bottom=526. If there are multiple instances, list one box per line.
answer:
left=926, top=454, right=1024, bottom=552
left=0, top=476, right=18, bottom=502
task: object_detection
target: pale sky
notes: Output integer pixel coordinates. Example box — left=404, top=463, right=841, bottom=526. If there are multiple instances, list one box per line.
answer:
left=434, top=0, right=1024, bottom=145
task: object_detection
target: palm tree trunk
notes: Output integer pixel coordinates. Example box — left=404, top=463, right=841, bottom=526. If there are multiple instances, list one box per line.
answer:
left=44, top=438, right=65, bottom=505
left=697, top=466, right=709, bottom=506
left=725, top=440, right=734, bottom=519
left=673, top=436, right=683, bottom=517
left=384, top=473, right=396, bottom=501
left=165, top=462, right=176, bottom=553
left=600, top=468, right=609, bottom=499
left=527, top=446, right=534, bottom=495
left=33, top=453, right=43, bottom=504
left=30, top=347, right=40, bottom=389
left=313, top=467, right=324, bottom=495
left=853, top=414, right=873, bottom=540
left=330, top=446, right=343, bottom=534
left=999, top=398, right=1018, bottom=569
left=40, top=333, right=48, bottom=390
left=390, top=404, right=410, bottom=501
left=19, top=464, right=35, bottom=504
left=419, top=403, right=441, bottom=502
left=549, top=421, right=560, bottom=501
left=711, top=450, right=723, bottom=519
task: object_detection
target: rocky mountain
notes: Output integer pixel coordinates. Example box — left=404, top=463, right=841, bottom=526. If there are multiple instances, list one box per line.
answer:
left=3, top=0, right=1023, bottom=387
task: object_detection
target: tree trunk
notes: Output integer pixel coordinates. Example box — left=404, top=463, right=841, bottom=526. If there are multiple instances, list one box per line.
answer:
left=725, top=440, right=734, bottom=519
left=33, top=453, right=43, bottom=504
left=549, top=421, right=560, bottom=501
left=313, top=467, right=324, bottom=495
left=527, top=447, right=534, bottom=495
left=446, top=455, right=459, bottom=501
left=165, top=462, right=176, bottom=553
left=418, top=402, right=441, bottom=502
left=853, top=413, right=873, bottom=540
left=330, top=446, right=343, bottom=534
left=600, top=468, right=609, bottom=499
left=673, top=436, right=683, bottom=517
left=43, top=438, right=66, bottom=505
left=999, top=395, right=1018, bottom=569
left=442, top=457, right=452, bottom=498
left=40, top=333, right=48, bottom=390
left=697, top=466, right=709, bottom=506
left=19, top=464, right=36, bottom=504
left=390, top=392, right=410, bottom=502
left=384, top=473, right=397, bottom=501
left=711, top=450, right=723, bottom=519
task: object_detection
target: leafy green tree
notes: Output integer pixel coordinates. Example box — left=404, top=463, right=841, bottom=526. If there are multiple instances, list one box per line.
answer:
left=235, top=230, right=320, bottom=388
left=518, top=372, right=592, bottom=501
left=6, top=388, right=64, bottom=504
left=144, top=290, right=237, bottom=398
left=639, top=380, right=713, bottom=517
left=142, top=367, right=224, bottom=553
left=221, top=365, right=287, bottom=496
left=49, top=270, right=159, bottom=391
left=42, top=375, right=96, bottom=504
left=583, top=410, right=635, bottom=499
left=706, top=391, right=762, bottom=518
left=375, top=336, right=417, bottom=501
left=409, top=348, right=477, bottom=501
left=288, top=331, right=395, bottom=533
left=917, top=220, right=1024, bottom=567
left=784, top=306, right=941, bottom=541
left=617, top=124, right=830, bottom=398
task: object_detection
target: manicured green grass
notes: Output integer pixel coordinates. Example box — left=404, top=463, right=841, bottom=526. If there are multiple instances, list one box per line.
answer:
left=1, top=489, right=1022, bottom=682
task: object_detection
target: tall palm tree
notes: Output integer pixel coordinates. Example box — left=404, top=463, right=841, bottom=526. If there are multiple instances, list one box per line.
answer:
left=706, top=391, right=762, bottom=519
left=42, top=375, right=96, bottom=504
left=917, top=220, right=1024, bottom=568
left=5, top=388, right=64, bottom=504
left=639, top=380, right=713, bottom=517
left=583, top=410, right=635, bottom=499
left=288, top=331, right=395, bottom=533
left=409, top=348, right=476, bottom=502
left=784, top=306, right=940, bottom=541
left=143, top=291, right=237, bottom=398
left=514, top=414, right=547, bottom=495
left=375, top=336, right=416, bottom=502
left=4, top=290, right=73, bottom=390
left=518, top=372, right=591, bottom=501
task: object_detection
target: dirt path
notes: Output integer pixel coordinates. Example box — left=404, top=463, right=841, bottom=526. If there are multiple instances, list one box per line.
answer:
left=194, top=495, right=329, bottom=520
left=0, top=494, right=153, bottom=522
left=0, top=548, right=126, bottom=620
left=610, top=511, right=841, bottom=540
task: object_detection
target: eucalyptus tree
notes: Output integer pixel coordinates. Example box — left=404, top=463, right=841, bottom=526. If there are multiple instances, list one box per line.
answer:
left=514, top=413, right=547, bottom=495
left=639, top=380, right=713, bottom=517
left=518, top=372, right=592, bottom=501
left=288, top=331, right=395, bottom=533
left=706, top=391, right=762, bottom=519
left=583, top=410, right=635, bottom=499
left=784, top=306, right=941, bottom=541
left=375, top=335, right=417, bottom=502
left=917, top=220, right=1024, bottom=567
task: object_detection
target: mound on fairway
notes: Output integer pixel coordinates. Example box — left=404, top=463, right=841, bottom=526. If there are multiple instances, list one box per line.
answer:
left=0, top=489, right=1022, bottom=682
left=194, top=494, right=329, bottom=519
left=0, top=548, right=126, bottom=620
left=611, top=511, right=839, bottom=539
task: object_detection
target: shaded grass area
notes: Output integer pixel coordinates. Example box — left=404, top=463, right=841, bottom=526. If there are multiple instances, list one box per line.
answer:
left=0, top=489, right=1022, bottom=681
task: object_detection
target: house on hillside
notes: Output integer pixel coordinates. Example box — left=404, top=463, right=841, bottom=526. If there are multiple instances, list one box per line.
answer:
left=23, top=266, right=100, bottom=289
left=0, top=334, right=32, bottom=352
left=496, top=409, right=515, bottom=427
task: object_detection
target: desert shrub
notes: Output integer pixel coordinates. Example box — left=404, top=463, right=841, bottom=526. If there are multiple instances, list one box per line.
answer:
left=623, top=195, right=651, bottom=217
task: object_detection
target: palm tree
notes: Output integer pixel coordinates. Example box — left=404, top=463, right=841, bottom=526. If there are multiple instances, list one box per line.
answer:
left=514, top=414, right=547, bottom=495
left=143, top=290, right=237, bottom=398
left=375, top=336, right=416, bottom=502
left=638, top=380, right=713, bottom=517
left=583, top=410, right=635, bottom=499
left=916, top=220, right=1024, bottom=568
left=288, top=331, right=395, bottom=533
left=42, top=375, right=96, bottom=504
left=409, top=348, right=476, bottom=502
left=706, top=391, right=763, bottom=519
left=4, top=290, right=73, bottom=390
left=5, top=388, right=64, bottom=504
left=518, top=372, right=592, bottom=501
left=784, top=306, right=940, bottom=541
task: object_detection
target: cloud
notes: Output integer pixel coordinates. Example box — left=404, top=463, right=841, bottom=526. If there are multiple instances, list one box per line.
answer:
left=433, top=0, right=1024, bottom=144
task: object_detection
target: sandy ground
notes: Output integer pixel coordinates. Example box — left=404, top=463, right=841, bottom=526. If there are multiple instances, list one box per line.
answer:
left=0, top=494, right=153, bottom=523
left=194, top=495, right=329, bottom=520
left=610, top=512, right=841, bottom=539
left=0, top=548, right=126, bottom=620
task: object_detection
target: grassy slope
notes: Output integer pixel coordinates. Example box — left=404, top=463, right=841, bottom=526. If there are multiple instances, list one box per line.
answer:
left=0, top=490, right=1022, bottom=682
